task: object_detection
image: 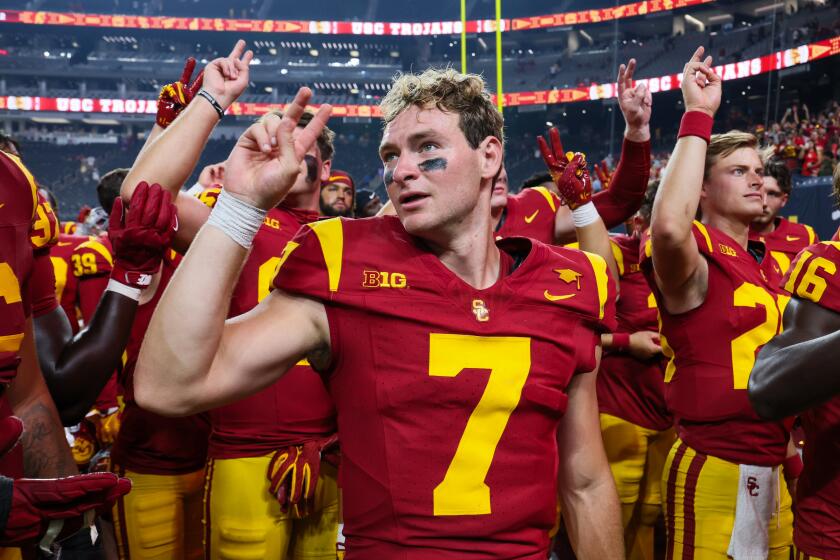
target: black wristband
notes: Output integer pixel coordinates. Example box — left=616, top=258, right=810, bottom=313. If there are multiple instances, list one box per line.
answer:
left=0, top=475, right=13, bottom=533
left=197, top=89, right=225, bottom=120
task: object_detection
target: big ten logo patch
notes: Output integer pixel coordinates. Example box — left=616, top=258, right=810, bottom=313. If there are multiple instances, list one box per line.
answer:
left=719, top=243, right=738, bottom=257
left=362, top=270, right=408, bottom=289
left=263, top=216, right=281, bottom=230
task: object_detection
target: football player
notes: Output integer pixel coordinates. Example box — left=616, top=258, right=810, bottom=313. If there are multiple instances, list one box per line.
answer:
left=130, top=41, right=622, bottom=559
left=320, top=170, right=355, bottom=217
left=749, top=155, right=840, bottom=560
left=0, top=147, right=131, bottom=557
left=119, top=47, right=339, bottom=559
left=643, top=47, right=795, bottom=559
left=749, top=154, right=818, bottom=275
left=597, top=181, right=675, bottom=560
left=748, top=241, right=840, bottom=560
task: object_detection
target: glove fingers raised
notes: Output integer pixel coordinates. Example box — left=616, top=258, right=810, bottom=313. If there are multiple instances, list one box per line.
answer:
left=536, top=136, right=556, bottom=168
left=180, top=57, right=197, bottom=86
left=549, top=127, right=564, bottom=158
left=189, top=70, right=205, bottom=97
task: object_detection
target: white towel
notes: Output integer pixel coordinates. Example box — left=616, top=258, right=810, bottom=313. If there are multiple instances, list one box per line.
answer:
left=727, top=464, right=777, bottom=560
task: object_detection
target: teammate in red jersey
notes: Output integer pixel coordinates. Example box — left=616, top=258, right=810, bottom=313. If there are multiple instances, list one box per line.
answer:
left=644, top=47, right=795, bottom=559
left=596, top=181, right=675, bottom=560
left=749, top=154, right=818, bottom=275
left=129, top=41, right=622, bottom=559
left=120, top=46, right=340, bottom=558
left=494, top=58, right=651, bottom=244
left=0, top=149, right=133, bottom=555
left=749, top=242, right=840, bottom=560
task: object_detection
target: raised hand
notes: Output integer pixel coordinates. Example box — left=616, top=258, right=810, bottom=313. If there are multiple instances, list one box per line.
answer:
left=156, top=57, right=204, bottom=128
left=224, top=87, right=332, bottom=210
left=617, top=59, right=652, bottom=140
left=681, top=46, right=721, bottom=117
left=594, top=160, right=613, bottom=190
left=200, top=39, right=254, bottom=110
left=538, top=128, right=592, bottom=210
left=109, top=182, right=177, bottom=289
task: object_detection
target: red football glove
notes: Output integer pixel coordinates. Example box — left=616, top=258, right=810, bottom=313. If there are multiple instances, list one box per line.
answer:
left=594, top=160, right=613, bottom=189
left=0, top=416, right=23, bottom=457
left=538, top=128, right=592, bottom=210
left=109, top=182, right=177, bottom=289
left=267, top=434, right=339, bottom=518
left=156, top=57, right=204, bottom=128
left=1, top=472, right=131, bottom=545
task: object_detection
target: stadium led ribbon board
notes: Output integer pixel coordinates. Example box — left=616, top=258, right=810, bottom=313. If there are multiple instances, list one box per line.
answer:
left=0, top=0, right=714, bottom=35
left=2, top=36, right=838, bottom=117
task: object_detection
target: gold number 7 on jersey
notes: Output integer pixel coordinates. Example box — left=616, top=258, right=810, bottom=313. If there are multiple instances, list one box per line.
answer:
left=428, top=334, right=531, bottom=516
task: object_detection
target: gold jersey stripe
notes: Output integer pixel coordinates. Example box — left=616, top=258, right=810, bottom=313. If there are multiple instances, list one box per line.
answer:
left=532, top=186, right=557, bottom=214
left=0, top=332, right=24, bottom=353
left=581, top=250, right=609, bottom=320
left=77, top=239, right=114, bottom=267
left=308, top=218, right=344, bottom=293
left=805, top=224, right=816, bottom=245
left=692, top=221, right=714, bottom=253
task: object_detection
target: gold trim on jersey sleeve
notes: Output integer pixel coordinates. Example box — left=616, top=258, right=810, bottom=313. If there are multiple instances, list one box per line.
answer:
left=532, top=186, right=558, bottom=214
left=77, top=239, right=114, bottom=267
left=3, top=152, right=39, bottom=220
left=581, top=251, right=609, bottom=320
left=692, top=221, right=714, bottom=253
left=609, top=239, right=625, bottom=277
left=307, top=218, right=344, bottom=293
left=805, top=224, right=816, bottom=245
left=0, top=333, right=24, bottom=352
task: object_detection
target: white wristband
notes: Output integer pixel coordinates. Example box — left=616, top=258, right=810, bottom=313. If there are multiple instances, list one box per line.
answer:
left=107, top=279, right=142, bottom=301
left=206, top=189, right=267, bottom=249
left=572, top=201, right=600, bottom=228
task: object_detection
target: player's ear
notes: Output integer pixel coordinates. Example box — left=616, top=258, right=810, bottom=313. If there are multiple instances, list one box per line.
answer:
left=477, top=135, right=503, bottom=182
left=320, top=159, right=332, bottom=185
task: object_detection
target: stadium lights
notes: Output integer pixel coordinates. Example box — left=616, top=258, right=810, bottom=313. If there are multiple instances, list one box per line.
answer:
left=754, top=3, right=784, bottom=15
left=310, top=49, right=319, bottom=56
left=82, top=118, right=121, bottom=126
left=31, top=117, right=70, bottom=124
left=280, top=68, right=288, bottom=75
left=685, top=14, right=705, bottom=32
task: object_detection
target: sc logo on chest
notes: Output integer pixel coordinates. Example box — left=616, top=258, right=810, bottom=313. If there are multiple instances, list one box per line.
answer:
left=362, top=270, right=408, bottom=289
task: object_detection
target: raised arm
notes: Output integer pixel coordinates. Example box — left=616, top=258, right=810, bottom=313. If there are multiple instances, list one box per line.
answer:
left=120, top=41, right=253, bottom=250
left=539, top=128, right=618, bottom=282
left=554, top=59, right=651, bottom=242
left=557, top=355, right=624, bottom=559
left=134, top=88, right=334, bottom=415
left=36, top=184, right=176, bottom=425
left=650, top=47, right=720, bottom=313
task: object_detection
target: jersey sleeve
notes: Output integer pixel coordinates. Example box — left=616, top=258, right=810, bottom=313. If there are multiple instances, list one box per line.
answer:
left=781, top=241, right=840, bottom=314
left=30, top=249, right=59, bottom=318
left=29, top=192, right=59, bottom=253
left=591, top=138, right=651, bottom=229
left=72, top=238, right=114, bottom=279
left=271, top=219, right=337, bottom=301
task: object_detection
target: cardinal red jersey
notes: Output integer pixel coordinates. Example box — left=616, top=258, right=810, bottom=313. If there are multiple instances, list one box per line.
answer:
left=49, top=234, right=91, bottom=332
left=496, top=187, right=560, bottom=243
left=28, top=192, right=60, bottom=318
left=110, top=251, right=210, bottom=474
left=750, top=217, right=818, bottom=275
left=780, top=241, right=840, bottom=558
left=0, top=150, right=37, bottom=381
left=596, top=234, right=671, bottom=431
left=641, top=221, right=791, bottom=466
left=207, top=203, right=336, bottom=459
left=272, top=215, right=616, bottom=559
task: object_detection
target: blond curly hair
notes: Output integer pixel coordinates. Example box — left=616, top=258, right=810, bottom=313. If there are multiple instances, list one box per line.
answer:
left=380, top=67, right=504, bottom=150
